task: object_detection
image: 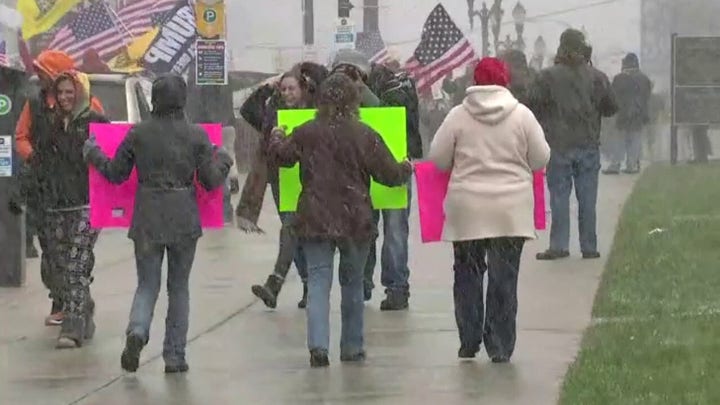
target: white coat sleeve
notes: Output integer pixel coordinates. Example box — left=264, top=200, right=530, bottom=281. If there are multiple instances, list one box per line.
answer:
left=523, top=107, right=551, bottom=171
left=428, top=108, right=458, bottom=171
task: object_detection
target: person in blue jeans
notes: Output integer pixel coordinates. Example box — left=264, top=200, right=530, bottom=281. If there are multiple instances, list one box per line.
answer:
left=365, top=63, right=423, bottom=310
left=604, top=53, right=652, bottom=175
left=528, top=29, right=617, bottom=260
left=85, top=74, right=233, bottom=373
left=265, top=73, right=412, bottom=367
left=248, top=66, right=324, bottom=309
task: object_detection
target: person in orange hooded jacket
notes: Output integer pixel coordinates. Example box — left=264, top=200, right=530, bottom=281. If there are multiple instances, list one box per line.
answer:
left=14, top=50, right=104, bottom=327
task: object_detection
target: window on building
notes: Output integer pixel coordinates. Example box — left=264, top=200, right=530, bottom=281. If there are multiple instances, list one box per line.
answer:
left=303, top=0, right=314, bottom=45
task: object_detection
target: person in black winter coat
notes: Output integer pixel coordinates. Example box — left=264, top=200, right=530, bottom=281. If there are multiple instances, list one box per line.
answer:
left=84, top=74, right=233, bottom=374
left=529, top=29, right=617, bottom=261
left=36, top=71, right=109, bottom=349
left=363, top=63, right=420, bottom=310
left=604, top=53, right=652, bottom=174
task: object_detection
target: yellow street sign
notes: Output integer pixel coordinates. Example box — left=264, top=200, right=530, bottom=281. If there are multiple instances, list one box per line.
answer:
left=195, top=0, right=225, bottom=39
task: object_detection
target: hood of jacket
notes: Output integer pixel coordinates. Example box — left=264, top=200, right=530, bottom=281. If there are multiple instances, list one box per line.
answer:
left=151, top=74, right=187, bottom=117
left=53, top=70, right=91, bottom=119
left=462, top=85, right=519, bottom=125
left=34, top=50, right=75, bottom=80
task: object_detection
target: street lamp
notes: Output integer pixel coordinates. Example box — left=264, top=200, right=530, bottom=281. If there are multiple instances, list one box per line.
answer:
left=532, top=35, right=546, bottom=70
left=468, top=1, right=492, bottom=56
left=489, top=0, right=503, bottom=55
left=338, top=0, right=353, bottom=18
left=512, top=2, right=526, bottom=52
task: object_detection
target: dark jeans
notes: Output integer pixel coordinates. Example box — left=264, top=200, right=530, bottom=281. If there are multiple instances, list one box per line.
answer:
left=270, top=180, right=308, bottom=282
left=126, top=238, right=198, bottom=366
left=547, top=147, right=601, bottom=253
left=453, top=238, right=524, bottom=359
left=364, top=183, right=412, bottom=295
left=302, top=239, right=370, bottom=355
left=608, top=128, right=643, bottom=171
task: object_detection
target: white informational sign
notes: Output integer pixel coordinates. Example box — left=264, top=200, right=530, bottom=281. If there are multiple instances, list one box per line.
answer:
left=0, top=136, right=12, bottom=177
left=334, top=17, right=356, bottom=50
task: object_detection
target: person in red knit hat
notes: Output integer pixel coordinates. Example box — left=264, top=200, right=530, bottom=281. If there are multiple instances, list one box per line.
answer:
left=428, top=57, right=550, bottom=362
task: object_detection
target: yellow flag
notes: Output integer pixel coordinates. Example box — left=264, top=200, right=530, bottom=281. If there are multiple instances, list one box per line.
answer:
left=18, top=0, right=83, bottom=40
left=107, top=28, right=160, bottom=73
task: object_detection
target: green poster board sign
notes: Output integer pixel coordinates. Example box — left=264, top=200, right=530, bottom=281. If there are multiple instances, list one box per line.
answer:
left=277, top=107, right=408, bottom=212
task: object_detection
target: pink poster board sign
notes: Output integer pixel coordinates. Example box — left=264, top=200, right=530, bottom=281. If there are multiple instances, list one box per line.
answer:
left=88, top=123, right=224, bottom=229
left=414, top=161, right=546, bottom=243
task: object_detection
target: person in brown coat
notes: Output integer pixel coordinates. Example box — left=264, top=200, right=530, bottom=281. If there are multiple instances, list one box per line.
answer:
left=265, top=73, right=412, bottom=367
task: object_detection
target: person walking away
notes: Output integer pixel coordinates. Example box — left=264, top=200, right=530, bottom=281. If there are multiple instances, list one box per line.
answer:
left=14, top=50, right=104, bottom=326
left=500, top=49, right=536, bottom=105
left=34, top=71, right=109, bottom=348
left=265, top=73, right=412, bottom=367
left=331, top=49, right=380, bottom=108
left=84, top=74, right=233, bottom=373
left=363, top=64, right=422, bottom=309
left=690, top=125, right=712, bottom=164
left=429, top=57, right=550, bottom=361
left=529, top=29, right=617, bottom=261
left=248, top=65, right=328, bottom=309
left=604, top=53, right=652, bottom=174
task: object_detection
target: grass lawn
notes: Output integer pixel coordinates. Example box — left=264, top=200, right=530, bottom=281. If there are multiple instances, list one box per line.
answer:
left=560, top=163, right=720, bottom=405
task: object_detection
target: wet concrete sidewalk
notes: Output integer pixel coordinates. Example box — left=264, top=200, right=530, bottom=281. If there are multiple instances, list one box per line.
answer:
left=0, top=175, right=637, bottom=405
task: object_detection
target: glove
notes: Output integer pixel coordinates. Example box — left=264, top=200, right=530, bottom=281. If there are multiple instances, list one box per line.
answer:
left=83, top=136, right=99, bottom=161
left=229, top=177, right=240, bottom=194
left=214, top=145, right=234, bottom=168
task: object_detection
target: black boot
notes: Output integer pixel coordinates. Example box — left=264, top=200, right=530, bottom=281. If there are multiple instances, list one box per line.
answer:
left=380, top=290, right=409, bottom=311
left=121, top=334, right=145, bottom=372
left=297, top=283, right=308, bottom=309
left=309, top=349, right=330, bottom=368
left=251, top=274, right=283, bottom=309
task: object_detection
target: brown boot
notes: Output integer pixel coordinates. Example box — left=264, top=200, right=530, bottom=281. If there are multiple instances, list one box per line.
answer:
left=251, top=275, right=283, bottom=309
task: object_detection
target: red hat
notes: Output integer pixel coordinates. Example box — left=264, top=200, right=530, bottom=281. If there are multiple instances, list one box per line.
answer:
left=473, top=57, right=510, bottom=87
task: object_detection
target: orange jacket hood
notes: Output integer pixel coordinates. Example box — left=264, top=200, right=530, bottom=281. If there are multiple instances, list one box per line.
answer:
left=34, top=50, right=75, bottom=80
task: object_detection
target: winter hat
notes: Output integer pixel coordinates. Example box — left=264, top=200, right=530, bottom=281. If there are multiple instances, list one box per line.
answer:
left=622, top=53, right=639, bottom=70
left=332, top=49, right=371, bottom=77
left=151, top=74, right=187, bottom=114
left=33, top=50, right=75, bottom=79
left=558, top=29, right=587, bottom=54
left=473, top=57, right=510, bottom=87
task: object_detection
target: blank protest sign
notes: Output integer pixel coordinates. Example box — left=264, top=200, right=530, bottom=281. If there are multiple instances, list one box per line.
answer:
left=277, top=107, right=407, bottom=212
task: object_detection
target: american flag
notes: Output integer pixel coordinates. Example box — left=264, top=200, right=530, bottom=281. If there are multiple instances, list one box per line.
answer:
left=115, top=0, right=178, bottom=37
left=47, top=2, right=129, bottom=64
left=405, top=4, right=477, bottom=91
left=0, top=40, right=8, bottom=67
left=356, top=31, right=391, bottom=65
left=48, top=0, right=178, bottom=64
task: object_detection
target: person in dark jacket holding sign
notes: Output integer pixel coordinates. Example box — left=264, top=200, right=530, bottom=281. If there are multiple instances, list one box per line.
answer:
left=265, top=73, right=412, bottom=367
left=84, top=74, right=233, bottom=374
left=364, top=63, right=421, bottom=310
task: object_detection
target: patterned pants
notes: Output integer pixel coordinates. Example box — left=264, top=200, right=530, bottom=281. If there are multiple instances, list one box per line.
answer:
left=42, top=208, right=100, bottom=328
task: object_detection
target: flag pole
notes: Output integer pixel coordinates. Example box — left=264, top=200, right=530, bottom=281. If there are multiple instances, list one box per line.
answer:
left=101, top=0, right=134, bottom=46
